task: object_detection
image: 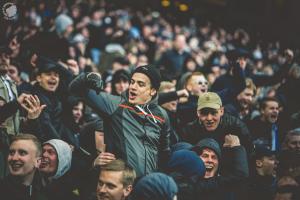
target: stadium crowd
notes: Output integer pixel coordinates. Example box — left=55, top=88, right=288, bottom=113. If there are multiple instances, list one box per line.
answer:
left=0, top=0, right=300, bottom=200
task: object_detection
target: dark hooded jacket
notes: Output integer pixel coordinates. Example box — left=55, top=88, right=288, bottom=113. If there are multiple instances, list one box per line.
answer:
left=69, top=73, right=171, bottom=176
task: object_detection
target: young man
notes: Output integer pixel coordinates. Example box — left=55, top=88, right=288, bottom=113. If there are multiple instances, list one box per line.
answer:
left=0, top=134, right=45, bottom=200
left=97, top=159, right=136, bottom=200
left=69, top=65, right=171, bottom=176
left=247, top=97, right=280, bottom=151
left=182, top=92, right=252, bottom=153
left=192, top=136, right=249, bottom=200
left=247, top=145, right=278, bottom=200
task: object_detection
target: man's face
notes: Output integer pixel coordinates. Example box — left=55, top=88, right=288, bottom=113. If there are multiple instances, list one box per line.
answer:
left=257, top=155, right=277, bottom=176
left=128, top=73, right=156, bottom=105
left=36, top=71, right=60, bottom=92
left=237, top=88, right=254, bottom=109
left=7, top=64, right=20, bottom=83
left=115, top=80, right=129, bottom=95
left=8, top=140, right=39, bottom=177
left=97, top=170, right=131, bottom=200
left=72, top=102, right=84, bottom=123
left=39, top=144, right=58, bottom=176
left=287, top=135, right=300, bottom=153
left=261, top=101, right=279, bottom=123
left=197, top=107, right=224, bottom=131
left=161, top=87, right=177, bottom=112
left=199, top=148, right=219, bottom=178
left=186, top=75, right=208, bottom=96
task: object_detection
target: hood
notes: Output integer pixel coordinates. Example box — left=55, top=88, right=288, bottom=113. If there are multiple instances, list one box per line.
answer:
left=43, top=139, right=72, bottom=179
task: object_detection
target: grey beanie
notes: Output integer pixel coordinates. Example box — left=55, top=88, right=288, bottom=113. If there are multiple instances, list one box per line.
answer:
left=43, top=139, right=72, bottom=179
left=191, top=138, right=222, bottom=160
left=55, top=14, right=73, bottom=36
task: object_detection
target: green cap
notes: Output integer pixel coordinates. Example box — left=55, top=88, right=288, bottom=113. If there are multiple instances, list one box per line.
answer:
left=197, top=92, right=222, bottom=110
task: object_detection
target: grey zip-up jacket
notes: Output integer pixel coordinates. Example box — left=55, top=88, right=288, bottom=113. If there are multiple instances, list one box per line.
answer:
left=69, top=73, right=171, bottom=176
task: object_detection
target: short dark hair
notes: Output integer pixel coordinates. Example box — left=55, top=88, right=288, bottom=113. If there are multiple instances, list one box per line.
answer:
left=101, top=159, right=136, bottom=187
left=259, top=97, right=279, bottom=111
left=10, top=134, right=42, bottom=157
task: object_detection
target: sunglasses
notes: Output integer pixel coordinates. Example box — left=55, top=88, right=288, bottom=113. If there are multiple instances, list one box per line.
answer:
left=198, top=81, right=208, bottom=85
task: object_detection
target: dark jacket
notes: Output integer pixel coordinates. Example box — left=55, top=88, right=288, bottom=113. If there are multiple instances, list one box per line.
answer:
left=247, top=174, right=277, bottom=200
left=182, top=113, right=253, bottom=153
left=0, top=172, right=47, bottom=200
left=195, top=146, right=249, bottom=200
left=69, top=74, right=171, bottom=176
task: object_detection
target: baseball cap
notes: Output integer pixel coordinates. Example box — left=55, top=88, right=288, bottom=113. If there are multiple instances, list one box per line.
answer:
left=197, top=92, right=222, bottom=110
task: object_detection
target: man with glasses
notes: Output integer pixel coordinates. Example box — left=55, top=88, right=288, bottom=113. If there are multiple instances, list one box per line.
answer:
left=182, top=92, right=252, bottom=153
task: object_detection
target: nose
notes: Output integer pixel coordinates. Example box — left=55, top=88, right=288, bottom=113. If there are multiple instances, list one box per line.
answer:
left=10, top=153, right=19, bottom=161
left=206, top=113, right=213, bottom=120
left=98, top=185, right=107, bottom=193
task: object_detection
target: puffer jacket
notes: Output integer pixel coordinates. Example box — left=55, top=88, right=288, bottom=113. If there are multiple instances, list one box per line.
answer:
left=69, top=74, right=171, bottom=176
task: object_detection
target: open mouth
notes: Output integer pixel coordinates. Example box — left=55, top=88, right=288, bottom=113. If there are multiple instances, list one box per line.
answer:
left=47, top=80, right=58, bottom=86
left=129, top=91, right=137, bottom=100
left=200, top=88, right=207, bottom=93
left=10, top=162, right=23, bottom=170
left=205, top=164, right=214, bottom=171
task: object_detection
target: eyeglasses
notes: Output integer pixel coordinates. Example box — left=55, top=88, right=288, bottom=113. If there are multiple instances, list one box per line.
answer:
left=198, top=81, right=208, bottom=85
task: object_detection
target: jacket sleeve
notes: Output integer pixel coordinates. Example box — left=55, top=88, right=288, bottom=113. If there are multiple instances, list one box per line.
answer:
left=158, top=91, right=178, bottom=105
left=69, top=73, right=121, bottom=118
left=196, top=146, right=249, bottom=193
left=217, top=63, right=246, bottom=105
left=0, top=100, right=19, bottom=123
left=251, top=62, right=292, bottom=87
left=158, top=108, right=171, bottom=170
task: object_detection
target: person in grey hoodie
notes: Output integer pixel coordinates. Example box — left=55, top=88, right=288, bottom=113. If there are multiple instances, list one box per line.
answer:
left=69, top=65, right=172, bottom=177
left=39, top=139, right=79, bottom=200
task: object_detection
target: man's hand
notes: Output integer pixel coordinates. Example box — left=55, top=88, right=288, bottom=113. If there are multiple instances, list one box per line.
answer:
left=93, top=152, right=116, bottom=167
left=177, top=89, right=189, bottom=103
left=223, top=134, right=240, bottom=148
left=86, top=72, right=103, bottom=94
left=18, top=94, right=46, bottom=119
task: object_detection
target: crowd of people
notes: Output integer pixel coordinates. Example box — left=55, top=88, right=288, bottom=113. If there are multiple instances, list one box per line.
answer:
left=1, top=0, right=300, bottom=200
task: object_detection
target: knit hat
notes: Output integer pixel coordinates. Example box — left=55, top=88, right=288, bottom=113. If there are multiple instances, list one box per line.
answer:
left=132, top=65, right=161, bottom=91
left=168, top=150, right=206, bottom=178
left=36, top=56, right=63, bottom=75
left=191, top=138, right=222, bottom=160
left=197, top=92, right=222, bottom=110
left=130, top=172, right=178, bottom=200
left=43, top=139, right=72, bottom=179
left=55, top=14, right=73, bottom=36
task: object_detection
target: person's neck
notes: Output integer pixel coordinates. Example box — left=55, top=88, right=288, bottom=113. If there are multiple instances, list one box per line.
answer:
left=22, top=170, right=36, bottom=186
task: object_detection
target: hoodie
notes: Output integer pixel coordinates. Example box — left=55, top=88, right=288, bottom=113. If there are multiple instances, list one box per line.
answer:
left=43, top=139, right=72, bottom=179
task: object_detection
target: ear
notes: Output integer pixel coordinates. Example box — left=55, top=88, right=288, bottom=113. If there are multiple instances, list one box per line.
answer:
left=256, top=159, right=263, bottom=168
left=150, top=88, right=156, bottom=97
left=123, top=185, right=133, bottom=197
left=220, top=107, right=224, bottom=116
left=197, top=110, right=201, bottom=118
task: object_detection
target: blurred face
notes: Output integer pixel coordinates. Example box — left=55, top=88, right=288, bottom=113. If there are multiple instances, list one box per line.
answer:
left=7, top=64, right=20, bottom=83
left=36, top=71, right=60, bottom=92
left=114, top=80, right=129, bottom=95
left=174, top=35, right=186, bottom=51
left=237, top=88, right=254, bottom=109
left=261, top=101, right=279, bottom=123
left=200, top=148, right=219, bottom=178
left=186, top=75, right=208, bottom=96
left=97, top=170, right=131, bottom=200
left=0, top=63, right=8, bottom=74
left=256, top=155, right=277, bottom=176
left=128, top=73, right=156, bottom=105
left=197, top=107, right=224, bottom=131
left=72, top=102, right=84, bottom=123
left=161, top=87, right=177, bottom=112
left=287, top=135, right=300, bottom=153
left=8, top=140, right=39, bottom=178
left=39, top=144, right=58, bottom=176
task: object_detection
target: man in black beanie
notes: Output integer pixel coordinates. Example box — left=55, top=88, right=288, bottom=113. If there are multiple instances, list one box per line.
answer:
left=69, top=65, right=171, bottom=177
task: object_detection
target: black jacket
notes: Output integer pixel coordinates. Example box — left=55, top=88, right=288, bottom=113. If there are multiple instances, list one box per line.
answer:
left=182, top=113, right=253, bottom=153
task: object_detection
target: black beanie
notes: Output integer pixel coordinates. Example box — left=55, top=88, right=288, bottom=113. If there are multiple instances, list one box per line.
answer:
left=132, top=65, right=161, bottom=90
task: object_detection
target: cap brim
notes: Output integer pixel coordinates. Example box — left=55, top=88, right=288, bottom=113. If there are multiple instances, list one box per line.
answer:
left=198, top=103, right=221, bottom=110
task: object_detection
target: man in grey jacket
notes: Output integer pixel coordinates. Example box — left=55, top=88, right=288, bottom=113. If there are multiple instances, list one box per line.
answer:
left=69, top=65, right=171, bottom=176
